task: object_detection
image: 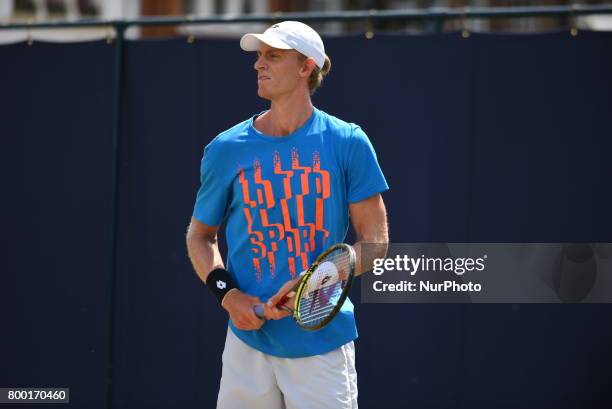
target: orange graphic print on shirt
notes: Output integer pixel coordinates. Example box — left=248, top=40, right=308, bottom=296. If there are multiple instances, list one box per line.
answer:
left=238, top=148, right=330, bottom=281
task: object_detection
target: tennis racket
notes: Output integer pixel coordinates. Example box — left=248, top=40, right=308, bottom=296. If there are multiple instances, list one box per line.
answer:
left=253, top=243, right=356, bottom=331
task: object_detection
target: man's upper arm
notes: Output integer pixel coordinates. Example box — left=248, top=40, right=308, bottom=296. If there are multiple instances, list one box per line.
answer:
left=344, top=125, right=388, bottom=204
left=193, top=143, right=230, bottom=227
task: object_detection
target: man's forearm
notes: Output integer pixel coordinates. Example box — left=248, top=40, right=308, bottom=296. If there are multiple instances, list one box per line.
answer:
left=353, top=233, right=389, bottom=277
left=348, top=194, right=389, bottom=276
left=186, top=230, right=225, bottom=285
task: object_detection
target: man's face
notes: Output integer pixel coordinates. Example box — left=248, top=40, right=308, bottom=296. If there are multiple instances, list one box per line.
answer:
left=253, top=43, right=308, bottom=100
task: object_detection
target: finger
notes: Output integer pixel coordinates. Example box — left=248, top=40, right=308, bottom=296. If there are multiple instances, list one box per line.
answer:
left=274, top=294, right=297, bottom=311
left=273, top=309, right=292, bottom=320
left=267, top=289, right=282, bottom=305
left=278, top=305, right=293, bottom=316
left=265, top=302, right=292, bottom=320
left=232, top=314, right=254, bottom=330
left=233, top=320, right=249, bottom=330
left=253, top=318, right=264, bottom=330
left=246, top=310, right=264, bottom=327
left=261, top=303, right=274, bottom=319
left=243, top=318, right=263, bottom=330
left=269, top=282, right=298, bottom=306
left=263, top=303, right=279, bottom=320
left=238, top=315, right=261, bottom=330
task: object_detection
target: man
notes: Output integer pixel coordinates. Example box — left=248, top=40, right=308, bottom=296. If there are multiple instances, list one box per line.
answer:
left=186, top=21, right=388, bottom=409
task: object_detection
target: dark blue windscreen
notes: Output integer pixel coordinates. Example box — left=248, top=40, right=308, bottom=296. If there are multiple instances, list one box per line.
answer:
left=2, top=31, right=611, bottom=409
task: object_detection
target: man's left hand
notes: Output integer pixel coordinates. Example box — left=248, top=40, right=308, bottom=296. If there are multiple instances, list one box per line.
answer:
left=263, top=276, right=301, bottom=320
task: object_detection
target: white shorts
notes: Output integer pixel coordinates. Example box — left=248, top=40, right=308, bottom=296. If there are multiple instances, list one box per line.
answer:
left=216, top=328, right=358, bottom=409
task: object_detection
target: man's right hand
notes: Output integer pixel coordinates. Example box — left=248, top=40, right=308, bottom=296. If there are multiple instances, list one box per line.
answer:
left=221, top=289, right=264, bottom=331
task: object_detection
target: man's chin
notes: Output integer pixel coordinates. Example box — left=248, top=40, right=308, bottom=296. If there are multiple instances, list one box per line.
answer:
left=257, top=88, right=273, bottom=101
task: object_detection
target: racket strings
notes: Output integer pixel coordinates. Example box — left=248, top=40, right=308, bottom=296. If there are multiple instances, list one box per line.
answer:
left=299, top=289, right=342, bottom=316
left=297, top=249, right=352, bottom=327
left=304, top=249, right=351, bottom=288
left=299, top=305, right=337, bottom=325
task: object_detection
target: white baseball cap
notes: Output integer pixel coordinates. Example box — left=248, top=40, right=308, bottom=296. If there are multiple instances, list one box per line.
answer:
left=240, top=21, right=326, bottom=69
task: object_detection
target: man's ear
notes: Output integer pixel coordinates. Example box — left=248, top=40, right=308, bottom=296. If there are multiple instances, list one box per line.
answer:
left=299, top=57, right=317, bottom=78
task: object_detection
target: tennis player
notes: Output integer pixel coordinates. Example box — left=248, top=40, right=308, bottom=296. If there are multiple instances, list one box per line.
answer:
left=186, top=21, right=388, bottom=409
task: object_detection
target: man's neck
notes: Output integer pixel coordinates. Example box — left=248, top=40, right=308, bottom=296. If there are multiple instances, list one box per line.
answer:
left=256, top=95, right=314, bottom=137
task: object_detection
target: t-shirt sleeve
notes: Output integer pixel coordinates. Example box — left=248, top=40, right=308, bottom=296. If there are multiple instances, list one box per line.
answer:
left=345, top=125, right=389, bottom=203
left=192, top=144, right=230, bottom=226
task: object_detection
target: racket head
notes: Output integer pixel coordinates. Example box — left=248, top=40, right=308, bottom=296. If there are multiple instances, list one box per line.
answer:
left=293, top=243, right=356, bottom=331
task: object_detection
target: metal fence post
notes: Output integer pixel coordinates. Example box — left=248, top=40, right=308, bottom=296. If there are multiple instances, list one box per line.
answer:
left=107, top=20, right=126, bottom=409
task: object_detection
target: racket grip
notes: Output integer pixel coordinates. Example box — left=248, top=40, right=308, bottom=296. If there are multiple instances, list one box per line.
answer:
left=253, top=304, right=265, bottom=319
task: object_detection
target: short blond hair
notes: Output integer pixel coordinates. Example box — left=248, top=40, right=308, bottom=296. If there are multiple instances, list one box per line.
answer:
left=299, top=54, right=332, bottom=95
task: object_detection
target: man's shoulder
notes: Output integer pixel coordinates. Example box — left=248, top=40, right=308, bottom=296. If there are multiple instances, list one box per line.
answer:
left=317, top=109, right=353, bottom=129
left=213, top=117, right=252, bottom=144
left=316, top=109, right=361, bottom=139
left=204, top=116, right=252, bottom=156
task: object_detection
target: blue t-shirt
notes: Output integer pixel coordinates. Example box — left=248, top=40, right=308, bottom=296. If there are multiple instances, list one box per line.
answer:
left=193, top=107, right=388, bottom=358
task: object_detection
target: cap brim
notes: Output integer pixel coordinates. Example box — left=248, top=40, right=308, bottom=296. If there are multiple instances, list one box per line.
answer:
left=240, top=33, right=293, bottom=51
